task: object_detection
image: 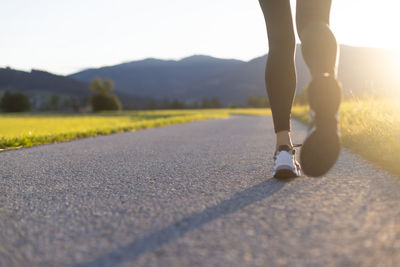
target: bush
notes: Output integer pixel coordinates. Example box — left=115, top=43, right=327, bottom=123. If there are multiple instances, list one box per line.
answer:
left=0, top=91, right=31, bottom=112
left=210, top=97, right=221, bottom=108
left=202, top=97, right=221, bottom=108
left=170, top=99, right=187, bottom=109
left=227, top=103, right=241, bottom=108
left=90, top=94, right=122, bottom=112
left=201, top=97, right=211, bottom=108
left=247, top=95, right=270, bottom=108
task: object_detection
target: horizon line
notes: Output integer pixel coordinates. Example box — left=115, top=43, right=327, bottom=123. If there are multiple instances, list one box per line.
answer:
left=1, top=43, right=398, bottom=77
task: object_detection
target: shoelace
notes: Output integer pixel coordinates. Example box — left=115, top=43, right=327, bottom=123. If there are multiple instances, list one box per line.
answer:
left=273, top=144, right=302, bottom=159
left=292, top=144, right=302, bottom=169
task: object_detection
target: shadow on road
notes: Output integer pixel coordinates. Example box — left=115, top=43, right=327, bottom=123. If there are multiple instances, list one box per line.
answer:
left=76, top=177, right=291, bottom=267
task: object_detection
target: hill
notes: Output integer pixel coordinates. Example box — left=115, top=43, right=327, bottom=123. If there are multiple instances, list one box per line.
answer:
left=0, top=68, right=158, bottom=110
left=2, top=45, right=398, bottom=109
left=70, top=46, right=400, bottom=106
left=0, top=68, right=88, bottom=96
left=69, top=55, right=245, bottom=105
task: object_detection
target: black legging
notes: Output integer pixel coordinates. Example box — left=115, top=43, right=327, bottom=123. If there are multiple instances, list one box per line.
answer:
left=259, top=0, right=338, bottom=133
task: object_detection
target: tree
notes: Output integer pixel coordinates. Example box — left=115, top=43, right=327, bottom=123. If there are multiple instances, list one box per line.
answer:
left=201, top=97, right=211, bottom=109
left=191, top=101, right=200, bottom=109
left=247, top=95, right=270, bottom=108
left=170, top=99, right=187, bottom=109
left=227, top=103, right=241, bottom=108
left=90, top=94, right=122, bottom=111
left=89, top=77, right=122, bottom=111
left=90, top=77, right=114, bottom=95
left=146, top=99, right=158, bottom=110
left=161, top=97, right=171, bottom=109
left=210, top=97, right=221, bottom=108
left=48, top=94, right=60, bottom=110
left=0, top=91, right=31, bottom=112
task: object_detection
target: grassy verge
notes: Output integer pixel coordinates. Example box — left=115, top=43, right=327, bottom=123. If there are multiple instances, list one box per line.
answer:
left=0, top=108, right=270, bottom=150
left=3, top=101, right=398, bottom=177
left=292, top=97, right=400, bottom=176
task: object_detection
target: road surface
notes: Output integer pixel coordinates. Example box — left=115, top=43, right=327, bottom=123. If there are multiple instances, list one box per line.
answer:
left=1, top=116, right=400, bottom=266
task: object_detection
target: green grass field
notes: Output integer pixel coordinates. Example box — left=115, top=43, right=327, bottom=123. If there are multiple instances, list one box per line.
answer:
left=2, top=100, right=399, bottom=177
left=0, top=109, right=270, bottom=150
left=292, top=97, right=400, bottom=176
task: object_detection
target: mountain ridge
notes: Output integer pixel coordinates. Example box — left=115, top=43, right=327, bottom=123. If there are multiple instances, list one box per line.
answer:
left=1, top=45, right=399, bottom=108
left=69, top=45, right=400, bottom=105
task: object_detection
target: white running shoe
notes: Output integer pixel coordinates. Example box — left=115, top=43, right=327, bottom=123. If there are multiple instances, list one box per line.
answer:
left=273, top=145, right=302, bottom=179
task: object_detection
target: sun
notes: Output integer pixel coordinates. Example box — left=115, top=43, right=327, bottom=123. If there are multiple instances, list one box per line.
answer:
left=331, top=1, right=400, bottom=52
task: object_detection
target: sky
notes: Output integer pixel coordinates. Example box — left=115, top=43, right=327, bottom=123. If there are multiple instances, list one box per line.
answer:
left=1, top=0, right=399, bottom=75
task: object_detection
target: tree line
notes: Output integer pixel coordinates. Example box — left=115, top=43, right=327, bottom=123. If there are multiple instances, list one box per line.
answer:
left=0, top=77, right=273, bottom=112
left=142, top=96, right=223, bottom=110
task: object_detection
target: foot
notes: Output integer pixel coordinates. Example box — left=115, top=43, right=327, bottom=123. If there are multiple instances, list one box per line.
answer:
left=273, top=145, right=302, bottom=179
left=300, top=75, right=342, bottom=177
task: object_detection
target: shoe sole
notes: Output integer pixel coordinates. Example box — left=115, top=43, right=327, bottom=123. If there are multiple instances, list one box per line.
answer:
left=274, top=169, right=299, bottom=179
left=300, top=128, right=340, bottom=177
left=300, top=77, right=341, bottom=177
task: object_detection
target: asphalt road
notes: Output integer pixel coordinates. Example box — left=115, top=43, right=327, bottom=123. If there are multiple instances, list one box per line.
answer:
left=1, top=116, right=400, bottom=267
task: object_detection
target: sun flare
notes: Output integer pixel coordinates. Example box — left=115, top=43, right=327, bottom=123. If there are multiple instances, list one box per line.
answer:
left=331, top=1, right=400, bottom=51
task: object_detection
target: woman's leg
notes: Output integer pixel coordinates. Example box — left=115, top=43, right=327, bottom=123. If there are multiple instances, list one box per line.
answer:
left=258, top=0, right=297, bottom=150
left=296, top=0, right=342, bottom=177
left=296, top=0, right=338, bottom=77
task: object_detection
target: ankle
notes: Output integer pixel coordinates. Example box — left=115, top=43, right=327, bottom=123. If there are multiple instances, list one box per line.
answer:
left=276, top=131, right=293, bottom=150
